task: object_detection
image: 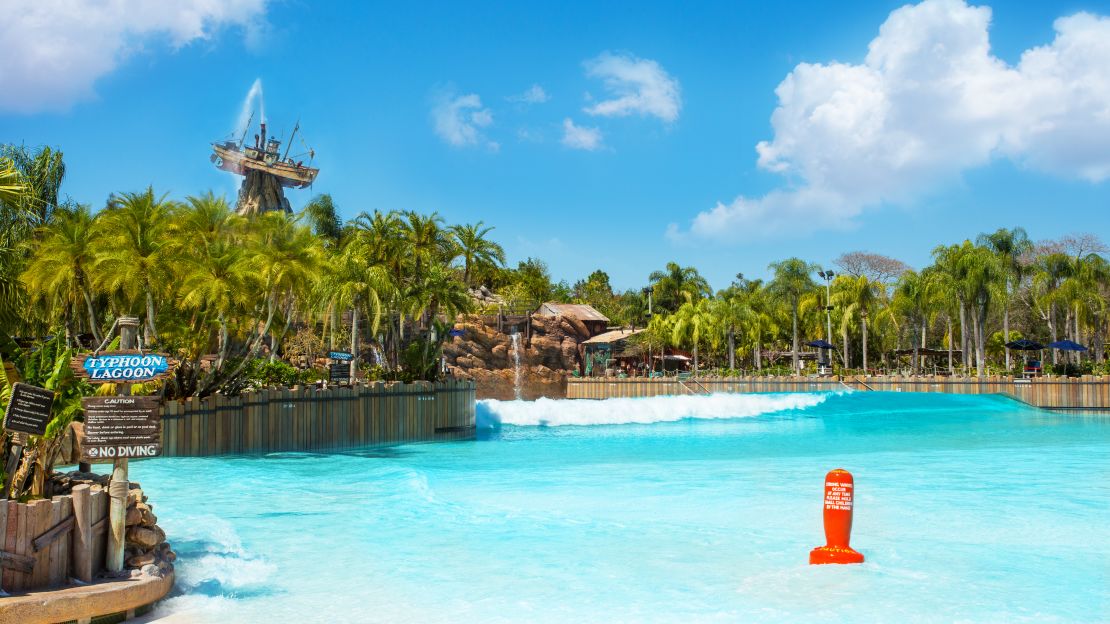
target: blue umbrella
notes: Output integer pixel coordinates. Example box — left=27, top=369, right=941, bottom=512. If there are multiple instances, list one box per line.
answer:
left=806, top=339, right=836, bottom=349
left=1048, top=340, right=1088, bottom=352
left=1005, top=339, right=1044, bottom=351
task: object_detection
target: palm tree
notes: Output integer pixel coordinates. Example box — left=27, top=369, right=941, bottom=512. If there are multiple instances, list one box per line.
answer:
left=322, top=238, right=392, bottom=377
left=92, top=188, right=174, bottom=342
left=1032, top=252, right=1073, bottom=365
left=0, top=157, right=27, bottom=206
left=977, top=227, right=1032, bottom=370
left=831, top=274, right=880, bottom=370
left=176, top=237, right=254, bottom=370
left=648, top=262, right=711, bottom=313
left=167, top=192, right=239, bottom=251
left=449, top=221, right=505, bottom=286
left=957, top=246, right=1003, bottom=377
left=1, top=144, right=66, bottom=230
left=768, top=258, right=818, bottom=374
left=300, top=194, right=344, bottom=249
left=933, top=241, right=979, bottom=374
left=671, top=299, right=716, bottom=373
left=402, top=211, right=452, bottom=278
left=244, top=212, right=322, bottom=362
left=891, top=270, right=932, bottom=374
left=21, top=204, right=102, bottom=344
left=1056, top=252, right=1110, bottom=366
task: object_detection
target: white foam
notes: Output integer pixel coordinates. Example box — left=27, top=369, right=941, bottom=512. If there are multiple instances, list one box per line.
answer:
left=478, top=393, right=828, bottom=427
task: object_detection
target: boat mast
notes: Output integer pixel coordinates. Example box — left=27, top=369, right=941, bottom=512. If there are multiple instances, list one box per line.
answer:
left=238, top=111, right=254, bottom=148
left=282, top=120, right=300, bottom=161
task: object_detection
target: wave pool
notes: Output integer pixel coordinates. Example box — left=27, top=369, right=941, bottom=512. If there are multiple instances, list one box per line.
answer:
left=129, top=392, right=1109, bottom=622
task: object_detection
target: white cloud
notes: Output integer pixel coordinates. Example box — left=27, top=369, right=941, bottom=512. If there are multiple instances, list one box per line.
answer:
left=674, top=0, right=1110, bottom=242
left=431, top=91, right=497, bottom=149
left=0, top=0, right=268, bottom=113
left=561, top=118, right=603, bottom=151
left=583, top=52, right=681, bottom=122
left=508, top=84, right=549, bottom=104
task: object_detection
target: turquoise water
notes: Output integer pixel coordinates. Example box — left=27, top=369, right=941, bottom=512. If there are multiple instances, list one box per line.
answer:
left=129, top=392, right=1110, bottom=623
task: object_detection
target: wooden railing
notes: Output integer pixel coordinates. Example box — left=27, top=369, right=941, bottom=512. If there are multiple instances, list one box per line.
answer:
left=566, top=375, right=1110, bottom=410
left=160, top=379, right=477, bottom=457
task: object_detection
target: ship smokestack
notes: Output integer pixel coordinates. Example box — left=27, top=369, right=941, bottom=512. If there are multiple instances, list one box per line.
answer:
left=260, top=122, right=267, bottom=150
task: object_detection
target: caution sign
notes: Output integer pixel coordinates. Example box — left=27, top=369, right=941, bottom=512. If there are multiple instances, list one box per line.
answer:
left=81, top=395, right=162, bottom=462
left=823, top=478, right=854, bottom=511
left=3, top=382, right=55, bottom=435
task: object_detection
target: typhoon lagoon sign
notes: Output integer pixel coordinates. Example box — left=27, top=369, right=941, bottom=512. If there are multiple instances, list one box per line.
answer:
left=71, top=351, right=174, bottom=382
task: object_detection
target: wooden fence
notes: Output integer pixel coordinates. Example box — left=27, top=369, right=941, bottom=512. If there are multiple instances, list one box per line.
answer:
left=1, top=484, right=109, bottom=592
left=161, top=379, right=477, bottom=457
left=566, top=375, right=1110, bottom=410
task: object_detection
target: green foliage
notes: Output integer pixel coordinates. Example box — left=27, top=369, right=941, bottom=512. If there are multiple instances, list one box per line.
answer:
left=244, top=359, right=303, bottom=388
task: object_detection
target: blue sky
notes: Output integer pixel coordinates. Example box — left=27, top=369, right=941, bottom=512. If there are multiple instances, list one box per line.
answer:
left=2, top=0, right=1109, bottom=291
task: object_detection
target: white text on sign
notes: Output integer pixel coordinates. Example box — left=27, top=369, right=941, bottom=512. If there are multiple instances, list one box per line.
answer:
left=824, top=481, right=854, bottom=511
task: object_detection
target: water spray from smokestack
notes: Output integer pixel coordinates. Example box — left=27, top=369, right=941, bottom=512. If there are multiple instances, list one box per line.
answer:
left=236, top=78, right=265, bottom=140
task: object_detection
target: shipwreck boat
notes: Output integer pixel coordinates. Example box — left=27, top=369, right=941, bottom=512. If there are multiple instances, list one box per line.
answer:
left=210, top=119, right=318, bottom=189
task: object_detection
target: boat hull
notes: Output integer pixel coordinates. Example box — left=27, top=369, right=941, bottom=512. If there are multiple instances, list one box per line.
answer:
left=211, top=143, right=318, bottom=188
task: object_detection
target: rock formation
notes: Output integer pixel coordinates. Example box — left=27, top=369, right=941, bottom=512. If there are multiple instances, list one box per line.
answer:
left=444, top=312, right=596, bottom=399
left=237, top=169, right=292, bottom=216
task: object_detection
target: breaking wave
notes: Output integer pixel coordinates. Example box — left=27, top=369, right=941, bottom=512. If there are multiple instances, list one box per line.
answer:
left=478, top=393, right=830, bottom=427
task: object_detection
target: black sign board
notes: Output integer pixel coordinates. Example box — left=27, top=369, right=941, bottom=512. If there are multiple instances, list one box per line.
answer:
left=328, top=350, right=354, bottom=361
left=3, top=383, right=55, bottom=435
left=81, top=395, right=162, bottom=462
left=329, top=362, right=350, bottom=382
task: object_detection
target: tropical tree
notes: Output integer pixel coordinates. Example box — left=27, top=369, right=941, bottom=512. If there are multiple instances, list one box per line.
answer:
left=890, top=270, right=931, bottom=374
left=300, top=194, right=344, bottom=248
left=978, top=227, right=1033, bottom=369
left=91, top=188, right=174, bottom=343
left=450, top=221, right=505, bottom=286
left=21, top=204, right=102, bottom=344
left=768, top=258, right=818, bottom=374
left=648, top=262, right=711, bottom=314
left=671, top=299, right=718, bottom=373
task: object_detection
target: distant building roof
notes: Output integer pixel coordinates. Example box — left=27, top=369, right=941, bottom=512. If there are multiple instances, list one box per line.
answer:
left=537, top=302, right=610, bottom=323
left=582, top=328, right=646, bottom=345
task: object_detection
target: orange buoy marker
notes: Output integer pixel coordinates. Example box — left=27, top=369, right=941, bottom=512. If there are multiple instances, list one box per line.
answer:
left=809, top=468, right=865, bottom=565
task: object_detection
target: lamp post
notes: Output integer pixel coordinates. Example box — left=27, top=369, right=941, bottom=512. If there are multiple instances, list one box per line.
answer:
left=818, top=270, right=834, bottom=342
left=642, top=287, right=653, bottom=374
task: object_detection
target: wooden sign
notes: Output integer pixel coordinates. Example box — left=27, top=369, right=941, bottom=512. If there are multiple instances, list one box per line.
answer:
left=327, top=350, right=354, bottom=361
left=71, top=351, right=174, bottom=382
left=3, top=382, right=55, bottom=435
left=329, top=362, right=350, bottom=382
left=80, top=396, right=162, bottom=461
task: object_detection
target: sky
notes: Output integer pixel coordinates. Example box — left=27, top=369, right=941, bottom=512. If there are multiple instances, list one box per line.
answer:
left=2, top=0, right=1109, bottom=292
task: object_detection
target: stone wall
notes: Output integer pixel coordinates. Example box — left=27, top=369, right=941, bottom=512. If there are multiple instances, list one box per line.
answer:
left=444, top=313, right=589, bottom=399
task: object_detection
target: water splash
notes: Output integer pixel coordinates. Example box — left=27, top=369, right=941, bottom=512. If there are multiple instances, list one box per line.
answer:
left=478, top=392, right=829, bottom=427
left=509, top=332, right=523, bottom=400
left=235, top=78, right=265, bottom=139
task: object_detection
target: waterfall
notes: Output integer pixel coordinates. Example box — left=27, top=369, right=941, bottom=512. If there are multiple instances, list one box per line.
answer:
left=370, top=344, right=385, bottom=367
left=510, top=332, right=523, bottom=400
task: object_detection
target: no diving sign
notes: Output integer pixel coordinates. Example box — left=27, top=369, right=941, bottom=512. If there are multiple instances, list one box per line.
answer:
left=81, top=395, right=162, bottom=462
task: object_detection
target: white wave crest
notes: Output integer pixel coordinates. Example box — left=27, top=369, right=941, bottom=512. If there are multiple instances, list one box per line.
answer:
left=478, top=393, right=829, bottom=427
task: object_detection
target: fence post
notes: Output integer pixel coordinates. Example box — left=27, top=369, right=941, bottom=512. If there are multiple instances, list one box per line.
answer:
left=71, top=484, right=93, bottom=582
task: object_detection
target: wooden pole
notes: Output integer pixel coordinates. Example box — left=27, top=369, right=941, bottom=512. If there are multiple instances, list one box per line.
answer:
left=106, top=315, right=139, bottom=574
left=1, top=431, right=28, bottom=500
left=71, top=483, right=94, bottom=582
